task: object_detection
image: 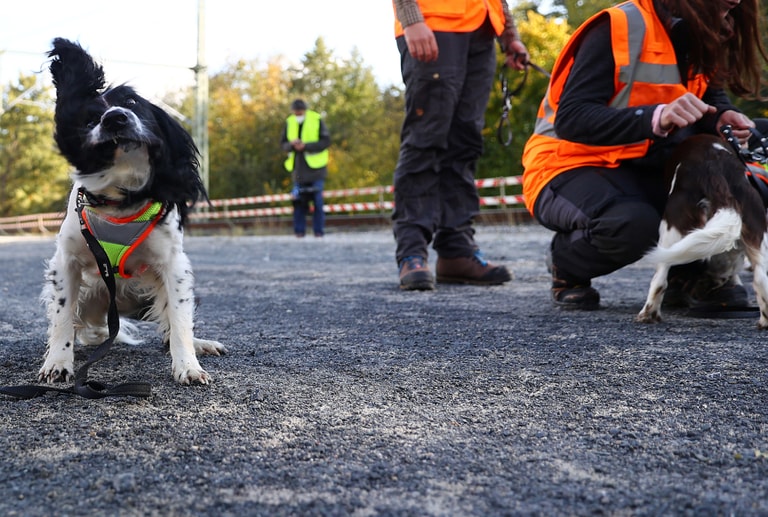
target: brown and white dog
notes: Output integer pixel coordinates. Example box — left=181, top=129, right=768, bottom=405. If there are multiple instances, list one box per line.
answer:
left=636, top=133, right=768, bottom=328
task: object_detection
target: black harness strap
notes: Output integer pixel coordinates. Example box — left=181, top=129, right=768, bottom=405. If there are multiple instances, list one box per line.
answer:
left=0, top=188, right=151, bottom=400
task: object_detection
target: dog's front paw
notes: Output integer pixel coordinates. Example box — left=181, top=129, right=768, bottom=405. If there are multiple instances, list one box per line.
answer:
left=193, top=338, right=227, bottom=356
left=636, top=307, right=662, bottom=323
left=172, top=360, right=211, bottom=385
left=38, top=359, right=75, bottom=384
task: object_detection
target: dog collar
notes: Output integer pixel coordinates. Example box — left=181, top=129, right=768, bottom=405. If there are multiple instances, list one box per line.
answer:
left=79, top=188, right=123, bottom=207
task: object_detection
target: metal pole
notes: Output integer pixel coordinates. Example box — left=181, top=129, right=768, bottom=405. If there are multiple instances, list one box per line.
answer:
left=194, top=0, right=210, bottom=194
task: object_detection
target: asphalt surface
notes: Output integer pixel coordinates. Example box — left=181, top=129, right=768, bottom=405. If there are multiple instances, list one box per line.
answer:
left=1, top=224, right=767, bottom=516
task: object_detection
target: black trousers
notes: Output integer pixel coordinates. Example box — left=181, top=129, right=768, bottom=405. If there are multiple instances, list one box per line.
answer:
left=392, top=20, right=497, bottom=264
left=534, top=164, right=667, bottom=283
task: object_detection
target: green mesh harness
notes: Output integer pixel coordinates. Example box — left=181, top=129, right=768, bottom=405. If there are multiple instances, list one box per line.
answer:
left=80, top=197, right=167, bottom=279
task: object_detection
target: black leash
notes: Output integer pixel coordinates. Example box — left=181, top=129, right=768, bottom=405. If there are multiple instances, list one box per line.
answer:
left=496, top=60, right=551, bottom=146
left=0, top=188, right=152, bottom=400
left=721, top=124, right=768, bottom=208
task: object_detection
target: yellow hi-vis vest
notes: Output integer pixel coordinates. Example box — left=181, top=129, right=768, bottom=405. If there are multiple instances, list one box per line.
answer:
left=284, top=110, right=329, bottom=171
left=521, top=0, right=708, bottom=214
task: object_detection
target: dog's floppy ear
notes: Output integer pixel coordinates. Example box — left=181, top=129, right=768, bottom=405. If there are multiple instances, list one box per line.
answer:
left=48, top=38, right=105, bottom=98
left=147, top=103, right=208, bottom=226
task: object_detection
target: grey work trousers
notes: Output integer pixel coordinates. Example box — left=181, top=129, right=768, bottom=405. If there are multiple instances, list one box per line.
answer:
left=392, top=20, right=497, bottom=264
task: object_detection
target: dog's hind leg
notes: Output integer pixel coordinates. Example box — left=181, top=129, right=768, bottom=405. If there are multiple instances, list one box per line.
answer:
left=636, top=222, right=683, bottom=323
left=745, top=237, right=768, bottom=329
left=636, top=262, right=671, bottom=323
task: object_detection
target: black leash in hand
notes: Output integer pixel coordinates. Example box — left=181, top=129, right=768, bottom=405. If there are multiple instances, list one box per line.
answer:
left=0, top=188, right=152, bottom=400
left=496, top=59, right=551, bottom=146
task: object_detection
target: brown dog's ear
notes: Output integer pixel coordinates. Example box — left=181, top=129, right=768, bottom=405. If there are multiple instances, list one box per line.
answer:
left=48, top=37, right=105, bottom=98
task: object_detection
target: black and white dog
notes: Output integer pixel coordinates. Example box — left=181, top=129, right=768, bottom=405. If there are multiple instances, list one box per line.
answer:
left=40, top=38, right=225, bottom=385
left=636, top=133, right=768, bottom=328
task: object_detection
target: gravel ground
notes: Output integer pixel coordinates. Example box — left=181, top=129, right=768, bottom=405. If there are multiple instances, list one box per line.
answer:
left=1, top=224, right=767, bottom=516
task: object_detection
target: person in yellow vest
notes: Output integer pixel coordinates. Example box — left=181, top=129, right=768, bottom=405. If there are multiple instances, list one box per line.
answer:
left=282, top=99, right=331, bottom=237
left=391, top=0, right=529, bottom=290
left=522, top=0, right=768, bottom=310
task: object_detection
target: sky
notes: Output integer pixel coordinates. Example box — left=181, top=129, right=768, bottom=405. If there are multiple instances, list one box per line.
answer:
left=0, top=0, right=403, bottom=100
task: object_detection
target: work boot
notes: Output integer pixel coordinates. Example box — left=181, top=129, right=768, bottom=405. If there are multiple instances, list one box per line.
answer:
left=551, top=266, right=600, bottom=310
left=399, top=256, right=435, bottom=291
left=436, top=250, right=512, bottom=285
left=685, top=278, right=749, bottom=309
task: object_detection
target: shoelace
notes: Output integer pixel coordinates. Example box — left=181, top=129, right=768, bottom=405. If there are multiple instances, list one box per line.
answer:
left=473, top=250, right=489, bottom=267
left=400, top=255, right=425, bottom=271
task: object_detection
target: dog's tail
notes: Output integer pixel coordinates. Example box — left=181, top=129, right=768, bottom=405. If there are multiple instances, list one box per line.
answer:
left=645, top=208, right=742, bottom=265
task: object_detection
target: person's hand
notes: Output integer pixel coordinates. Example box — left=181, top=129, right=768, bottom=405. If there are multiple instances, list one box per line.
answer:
left=292, top=139, right=305, bottom=151
left=717, top=110, right=755, bottom=146
left=659, top=93, right=716, bottom=132
left=502, top=35, right=528, bottom=71
left=403, top=22, right=438, bottom=62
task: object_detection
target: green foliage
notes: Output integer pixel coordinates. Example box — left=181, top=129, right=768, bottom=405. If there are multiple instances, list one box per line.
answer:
left=287, top=40, right=403, bottom=191
left=0, top=75, right=70, bottom=216
left=195, top=38, right=405, bottom=200
left=3, top=0, right=763, bottom=217
left=730, top=0, right=768, bottom=117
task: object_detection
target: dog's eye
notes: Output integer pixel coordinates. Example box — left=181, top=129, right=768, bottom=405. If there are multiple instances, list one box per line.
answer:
left=125, top=98, right=137, bottom=107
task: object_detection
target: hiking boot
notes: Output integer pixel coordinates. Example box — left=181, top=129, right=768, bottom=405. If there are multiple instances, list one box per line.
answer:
left=685, top=279, right=749, bottom=310
left=551, top=267, right=600, bottom=310
left=436, top=250, right=512, bottom=285
left=399, top=256, right=435, bottom=291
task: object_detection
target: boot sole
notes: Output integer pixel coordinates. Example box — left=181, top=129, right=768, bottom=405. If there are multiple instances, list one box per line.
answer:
left=436, top=275, right=511, bottom=286
left=553, top=299, right=600, bottom=311
left=400, top=280, right=436, bottom=291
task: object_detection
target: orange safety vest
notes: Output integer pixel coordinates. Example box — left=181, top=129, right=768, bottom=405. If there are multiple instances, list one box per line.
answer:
left=393, top=0, right=506, bottom=37
left=521, top=0, right=709, bottom=214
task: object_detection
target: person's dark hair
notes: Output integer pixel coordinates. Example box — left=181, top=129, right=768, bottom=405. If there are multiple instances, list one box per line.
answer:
left=291, top=99, right=308, bottom=111
left=663, top=0, right=767, bottom=98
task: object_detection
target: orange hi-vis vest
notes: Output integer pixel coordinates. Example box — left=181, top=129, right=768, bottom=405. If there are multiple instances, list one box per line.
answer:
left=521, top=0, right=709, bottom=214
left=393, top=0, right=506, bottom=37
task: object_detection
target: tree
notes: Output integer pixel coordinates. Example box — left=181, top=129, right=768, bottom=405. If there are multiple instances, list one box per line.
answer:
left=549, top=0, right=614, bottom=27
left=196, top=37, right=404, bottom=200
left=0, top=74, right=70, bottom=216
left=479, top=10, right=572, bottom=179
left=288, top=40, right=403, bottom=190
left=203, top=57, right=292, bottom=199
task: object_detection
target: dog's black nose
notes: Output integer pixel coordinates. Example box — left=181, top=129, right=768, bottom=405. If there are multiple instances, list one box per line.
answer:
left=101, top=110, right=129, bottom=132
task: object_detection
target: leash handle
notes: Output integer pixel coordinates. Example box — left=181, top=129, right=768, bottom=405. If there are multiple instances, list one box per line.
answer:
left=496, top=65, right=528, bottom=146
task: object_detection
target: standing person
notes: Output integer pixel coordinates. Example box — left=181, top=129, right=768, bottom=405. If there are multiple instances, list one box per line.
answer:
left=282, top=99, right=331, bottom=238
left=391, top=0, right=529, bottom=290
left=522, top=0, right=768, bottom=310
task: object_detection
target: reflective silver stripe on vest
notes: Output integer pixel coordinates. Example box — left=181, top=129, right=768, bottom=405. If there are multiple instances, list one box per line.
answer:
left=85, top=208, right=156, bottom=248
left=613, top=2, right=681, bottom=108
left=533, top=1, right=681, bottom=137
